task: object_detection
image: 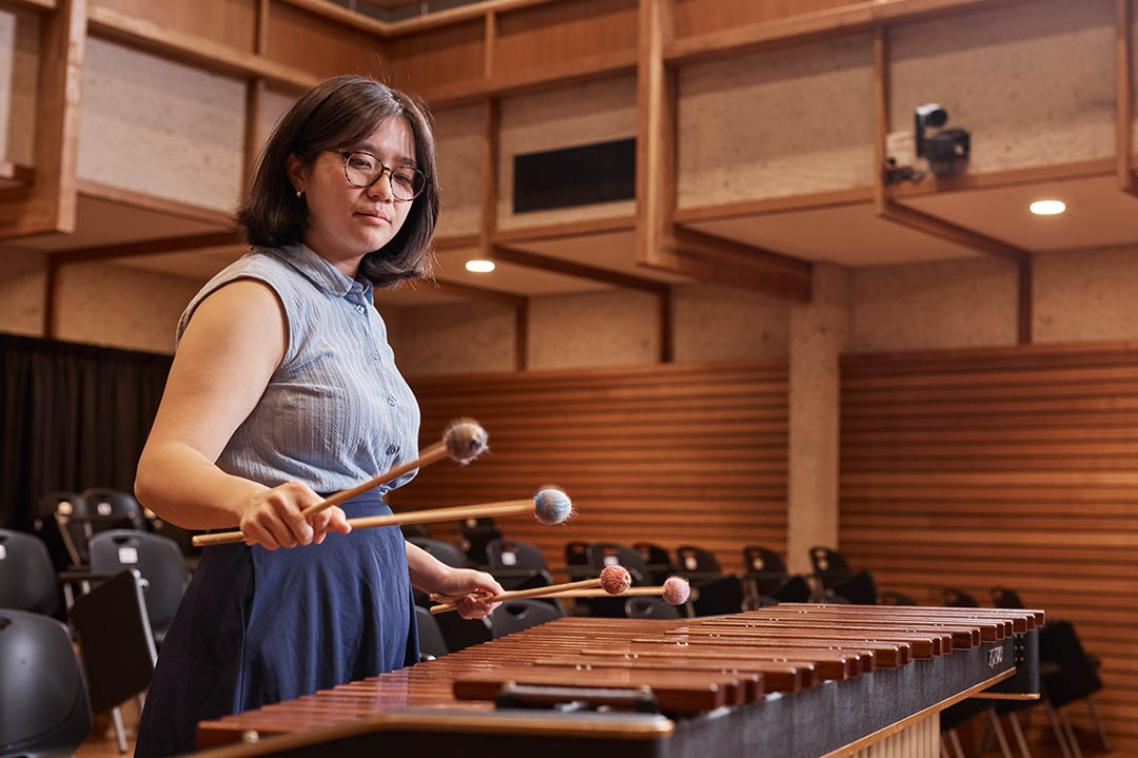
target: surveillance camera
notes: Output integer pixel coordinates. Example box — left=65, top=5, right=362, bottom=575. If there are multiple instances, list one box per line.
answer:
left=914, top=103, right=970, bottom=177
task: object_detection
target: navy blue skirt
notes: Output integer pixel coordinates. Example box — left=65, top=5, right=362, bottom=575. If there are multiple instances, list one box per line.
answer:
left=134, top=492, right=419, bottom=757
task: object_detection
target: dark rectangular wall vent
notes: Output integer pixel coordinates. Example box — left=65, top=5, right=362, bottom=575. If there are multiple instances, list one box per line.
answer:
left=512, top=137, right=636, bottom=214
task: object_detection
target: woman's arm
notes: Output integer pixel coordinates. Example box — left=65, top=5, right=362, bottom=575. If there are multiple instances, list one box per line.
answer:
left=405, top=540, right=504, bottom=620
left=134, top=279, right=348, bottom=548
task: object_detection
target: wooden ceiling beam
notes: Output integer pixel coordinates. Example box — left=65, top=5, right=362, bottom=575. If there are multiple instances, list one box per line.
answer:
left=424, top=277, right=528, bottom=308
left=1117, top=0, right=1138, bottom=197
left=52, top=230, right=244, bottom=264
left=491, top=243, right=669, bottom=295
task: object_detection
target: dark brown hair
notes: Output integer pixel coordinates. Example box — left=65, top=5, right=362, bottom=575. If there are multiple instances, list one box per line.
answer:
left=237, top=75, right=438, bottom=288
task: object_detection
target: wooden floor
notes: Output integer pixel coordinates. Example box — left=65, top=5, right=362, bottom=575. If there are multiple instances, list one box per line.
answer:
left=76, top=699, right=140, bottom=758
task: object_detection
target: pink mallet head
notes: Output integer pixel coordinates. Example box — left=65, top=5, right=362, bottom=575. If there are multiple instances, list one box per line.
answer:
left=662, top=577, right=691, bottom=606
left=600, top=564, right=633, bottom=595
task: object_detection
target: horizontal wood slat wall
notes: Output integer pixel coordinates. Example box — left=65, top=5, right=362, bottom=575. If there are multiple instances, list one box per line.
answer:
left=839, top=341, right=1138, bottom=749
left=389, top=361, right=789, bottom=574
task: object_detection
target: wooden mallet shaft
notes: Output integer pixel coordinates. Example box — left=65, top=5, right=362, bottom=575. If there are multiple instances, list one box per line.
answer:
left=429, top=577, right=606, bottom=615
left=193, top=496, right=534, bottom=548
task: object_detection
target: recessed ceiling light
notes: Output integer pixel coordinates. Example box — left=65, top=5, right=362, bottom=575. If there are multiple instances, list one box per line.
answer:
left=465, top=259, right=495, bottom=273
left=1029, top=199, right=1066, bottom=216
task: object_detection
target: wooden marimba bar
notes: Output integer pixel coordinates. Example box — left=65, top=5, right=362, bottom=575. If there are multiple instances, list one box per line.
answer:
left=195, top=604, right=1042, bottom=758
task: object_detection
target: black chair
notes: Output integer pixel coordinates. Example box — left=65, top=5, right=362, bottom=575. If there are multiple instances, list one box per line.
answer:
left=409, top=537, right=469, bottom=568
left=808, top=546, right=878, bottom=604
left=143, top=508, right=201, bottom=560
left=459, top=517, right=502, bottom=566
left=633, top=542, right=676, bottom=584
left=991, top=586, right=1026, bottom=609
left=486, top=538, right=554, bottom=591
left=675, top=546, right=746, bottom=616
left=88, top=530, right=189, bottom=644
left=490, top=599, right=564, bottom=637
left=625, top=596, right=679, bottom=620
left=400, top=523, right=430, bottom=540
left=414, top=606, right=448, bottom=661
left=433, top=611, right=493, bottom=653
left=70, top=569, right=157, bottom=755
left=55, top=488, right=145, bottom=567
left=942, top=588, right=980, bottom=607
left=1039, top=620, right=1110, bottom=756
left=32, top=491, right=83, bottom=572
left=741, top=545, right=812, bottom=603
left=0, top=530, right=61, bottom=616
left=675, top=545, right=722, bottom=576
left=564, top=541, right=592, bottom=581
left=0, top=609, right=92, bottom=757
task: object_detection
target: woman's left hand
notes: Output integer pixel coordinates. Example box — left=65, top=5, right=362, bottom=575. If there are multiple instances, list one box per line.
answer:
left=436, top=568, right=505, bottom=620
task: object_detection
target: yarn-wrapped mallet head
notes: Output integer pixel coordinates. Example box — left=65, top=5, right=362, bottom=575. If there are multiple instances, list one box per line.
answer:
left=662, top=577, right=691, bottom=606
left=443, top=418, right=489, bottom=464
left=600, top=564, right=633, bottom=595
left=532, top=486, right=574, bottom=526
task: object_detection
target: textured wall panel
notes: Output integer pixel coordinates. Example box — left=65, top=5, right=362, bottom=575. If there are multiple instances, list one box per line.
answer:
left=849, top=257, right=1017, bottom=353
left=677, top=33, right=874, bottom=207
left=527, top=289, right=658, bottom=370
left=392, top=361, right=789, bottom=574
left=498, top=76, right=636, bottom=229
left=672, top=282, right=790, bottom=362
left=433, top=103, right=484, bottom=237
left=891, top=0, right=1114, bottom=173
left=0, top=250, right=46, bottom=336
left=79, top=38, right=247, bottom=212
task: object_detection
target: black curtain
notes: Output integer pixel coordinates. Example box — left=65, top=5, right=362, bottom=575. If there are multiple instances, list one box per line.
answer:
left=0, top=333, right=172, bottom=530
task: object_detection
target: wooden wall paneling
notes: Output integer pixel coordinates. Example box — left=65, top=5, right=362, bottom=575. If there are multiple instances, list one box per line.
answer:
left=390, top=361, right=789, bottom=573
left=1118, top=0, right=1138, bottom=194
left=839, top=342, right=1138, bottom=751
left=242, top=0, right=269, bottom=192
left=493, top=0, right=637, bottom=76
left=90, top=0, right=256, bottom=51
left=264, top=0, right=384, bottom=81
left=382, top=19, right=484, bottom=99
left=0, top=0, right=85, bottom=238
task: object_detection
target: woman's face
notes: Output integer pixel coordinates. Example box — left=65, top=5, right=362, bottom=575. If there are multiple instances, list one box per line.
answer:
left=290, top=116, right=418, bottom=265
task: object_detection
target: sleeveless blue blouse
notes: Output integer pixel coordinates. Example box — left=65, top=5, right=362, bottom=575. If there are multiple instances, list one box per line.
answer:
left=176, top=243, right=420, bottom=494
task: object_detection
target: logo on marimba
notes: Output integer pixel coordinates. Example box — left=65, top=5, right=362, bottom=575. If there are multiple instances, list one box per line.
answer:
left=987, top=647, right=1004, bottom=668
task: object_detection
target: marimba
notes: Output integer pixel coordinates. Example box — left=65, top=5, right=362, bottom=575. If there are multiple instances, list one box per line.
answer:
left=196, top=604, right=1042, bottom=757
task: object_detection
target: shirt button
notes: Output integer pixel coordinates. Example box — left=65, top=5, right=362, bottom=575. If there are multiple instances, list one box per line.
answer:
left=355, top=304, right=366, bottom=314
left=387, top=395, right=397, bottom=407
left=386, top=444, right=399, bottom=455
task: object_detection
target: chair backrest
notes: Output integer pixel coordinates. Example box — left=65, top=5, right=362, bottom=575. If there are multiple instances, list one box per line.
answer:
left=33, top=492, right=83, bottom=571
left=459, top=517, right=502, bottom=565
left=414, top=606, right=448, bottom=660
left=690, top=575, right=745, bottom=616
left=80, top=488, right=145, bottom=527
left=742, top=545, right=787, bottom=576
left=675, top=545, right=722, bottom=575
left=486, top=539, right=547, bottom=573
left=0, top=609, right=91, bottom=756
left=69, top=570, right=157, bottom=712
left=625, top=596, right=680, bottom=620
left=585, top=543, right=650, bottom=585
left=1039, top=620, right=1103, bottom=706
left=88, top=530, right=188, bottom=633
left=990, top=587, right=1026, bottom=609
left=809, top=546, right=853, bottom=588
left=563, top=541, right=592, bottom=581
left=432, top=612, right=493, bottom=653
left=0, top=530, right=61, bottom=616
left=490, top=599, right=564, bottom=637
left=942, top=588, right=980, bottom=608
left=409, top=537, right=469, bottom=569
left=633, top=542, right=673, bottom=568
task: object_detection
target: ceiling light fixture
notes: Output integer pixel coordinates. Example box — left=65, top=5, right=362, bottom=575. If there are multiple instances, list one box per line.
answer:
left=1029, top=199, right=1066, bottom=216
left=465, top=259, right=495, bottom=273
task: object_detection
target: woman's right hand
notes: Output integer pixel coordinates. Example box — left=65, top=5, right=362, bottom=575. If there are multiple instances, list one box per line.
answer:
left=235, top=481, right=352, bottom=550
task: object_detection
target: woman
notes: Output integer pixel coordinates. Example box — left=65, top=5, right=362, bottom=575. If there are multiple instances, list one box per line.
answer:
left=133, top=75, right=504, bottom=757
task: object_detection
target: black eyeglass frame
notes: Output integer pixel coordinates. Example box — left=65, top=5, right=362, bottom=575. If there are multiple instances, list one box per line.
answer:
left=336, top=149, right=427, bottom=201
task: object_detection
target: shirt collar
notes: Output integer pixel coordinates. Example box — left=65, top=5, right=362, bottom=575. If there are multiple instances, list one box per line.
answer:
left=271, top=243, right=372, bottom=300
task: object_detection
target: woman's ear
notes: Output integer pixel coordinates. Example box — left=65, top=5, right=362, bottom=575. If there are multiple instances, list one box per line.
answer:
left=286, top=153, right=309, bottom=196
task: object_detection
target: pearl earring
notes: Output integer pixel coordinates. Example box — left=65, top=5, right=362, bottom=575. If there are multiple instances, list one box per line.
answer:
left=296, top=189, right=304, bottom=198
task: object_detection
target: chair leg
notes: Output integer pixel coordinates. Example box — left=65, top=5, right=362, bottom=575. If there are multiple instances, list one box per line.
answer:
left=1046, top=702, right=1074, bottom=758
left=112, top=705, right=128, bottom=755
left=941, top=737, right=952, bottom=758
left=948, top=729, right=967, bottom=758
left=1007, top=711, right=1032, bottom=758
left=1086, top=696, right=1112, bottom=752
left=988, top=708, right=1014, bottom=758
left=1059, top=708, right=1084, bottom=758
